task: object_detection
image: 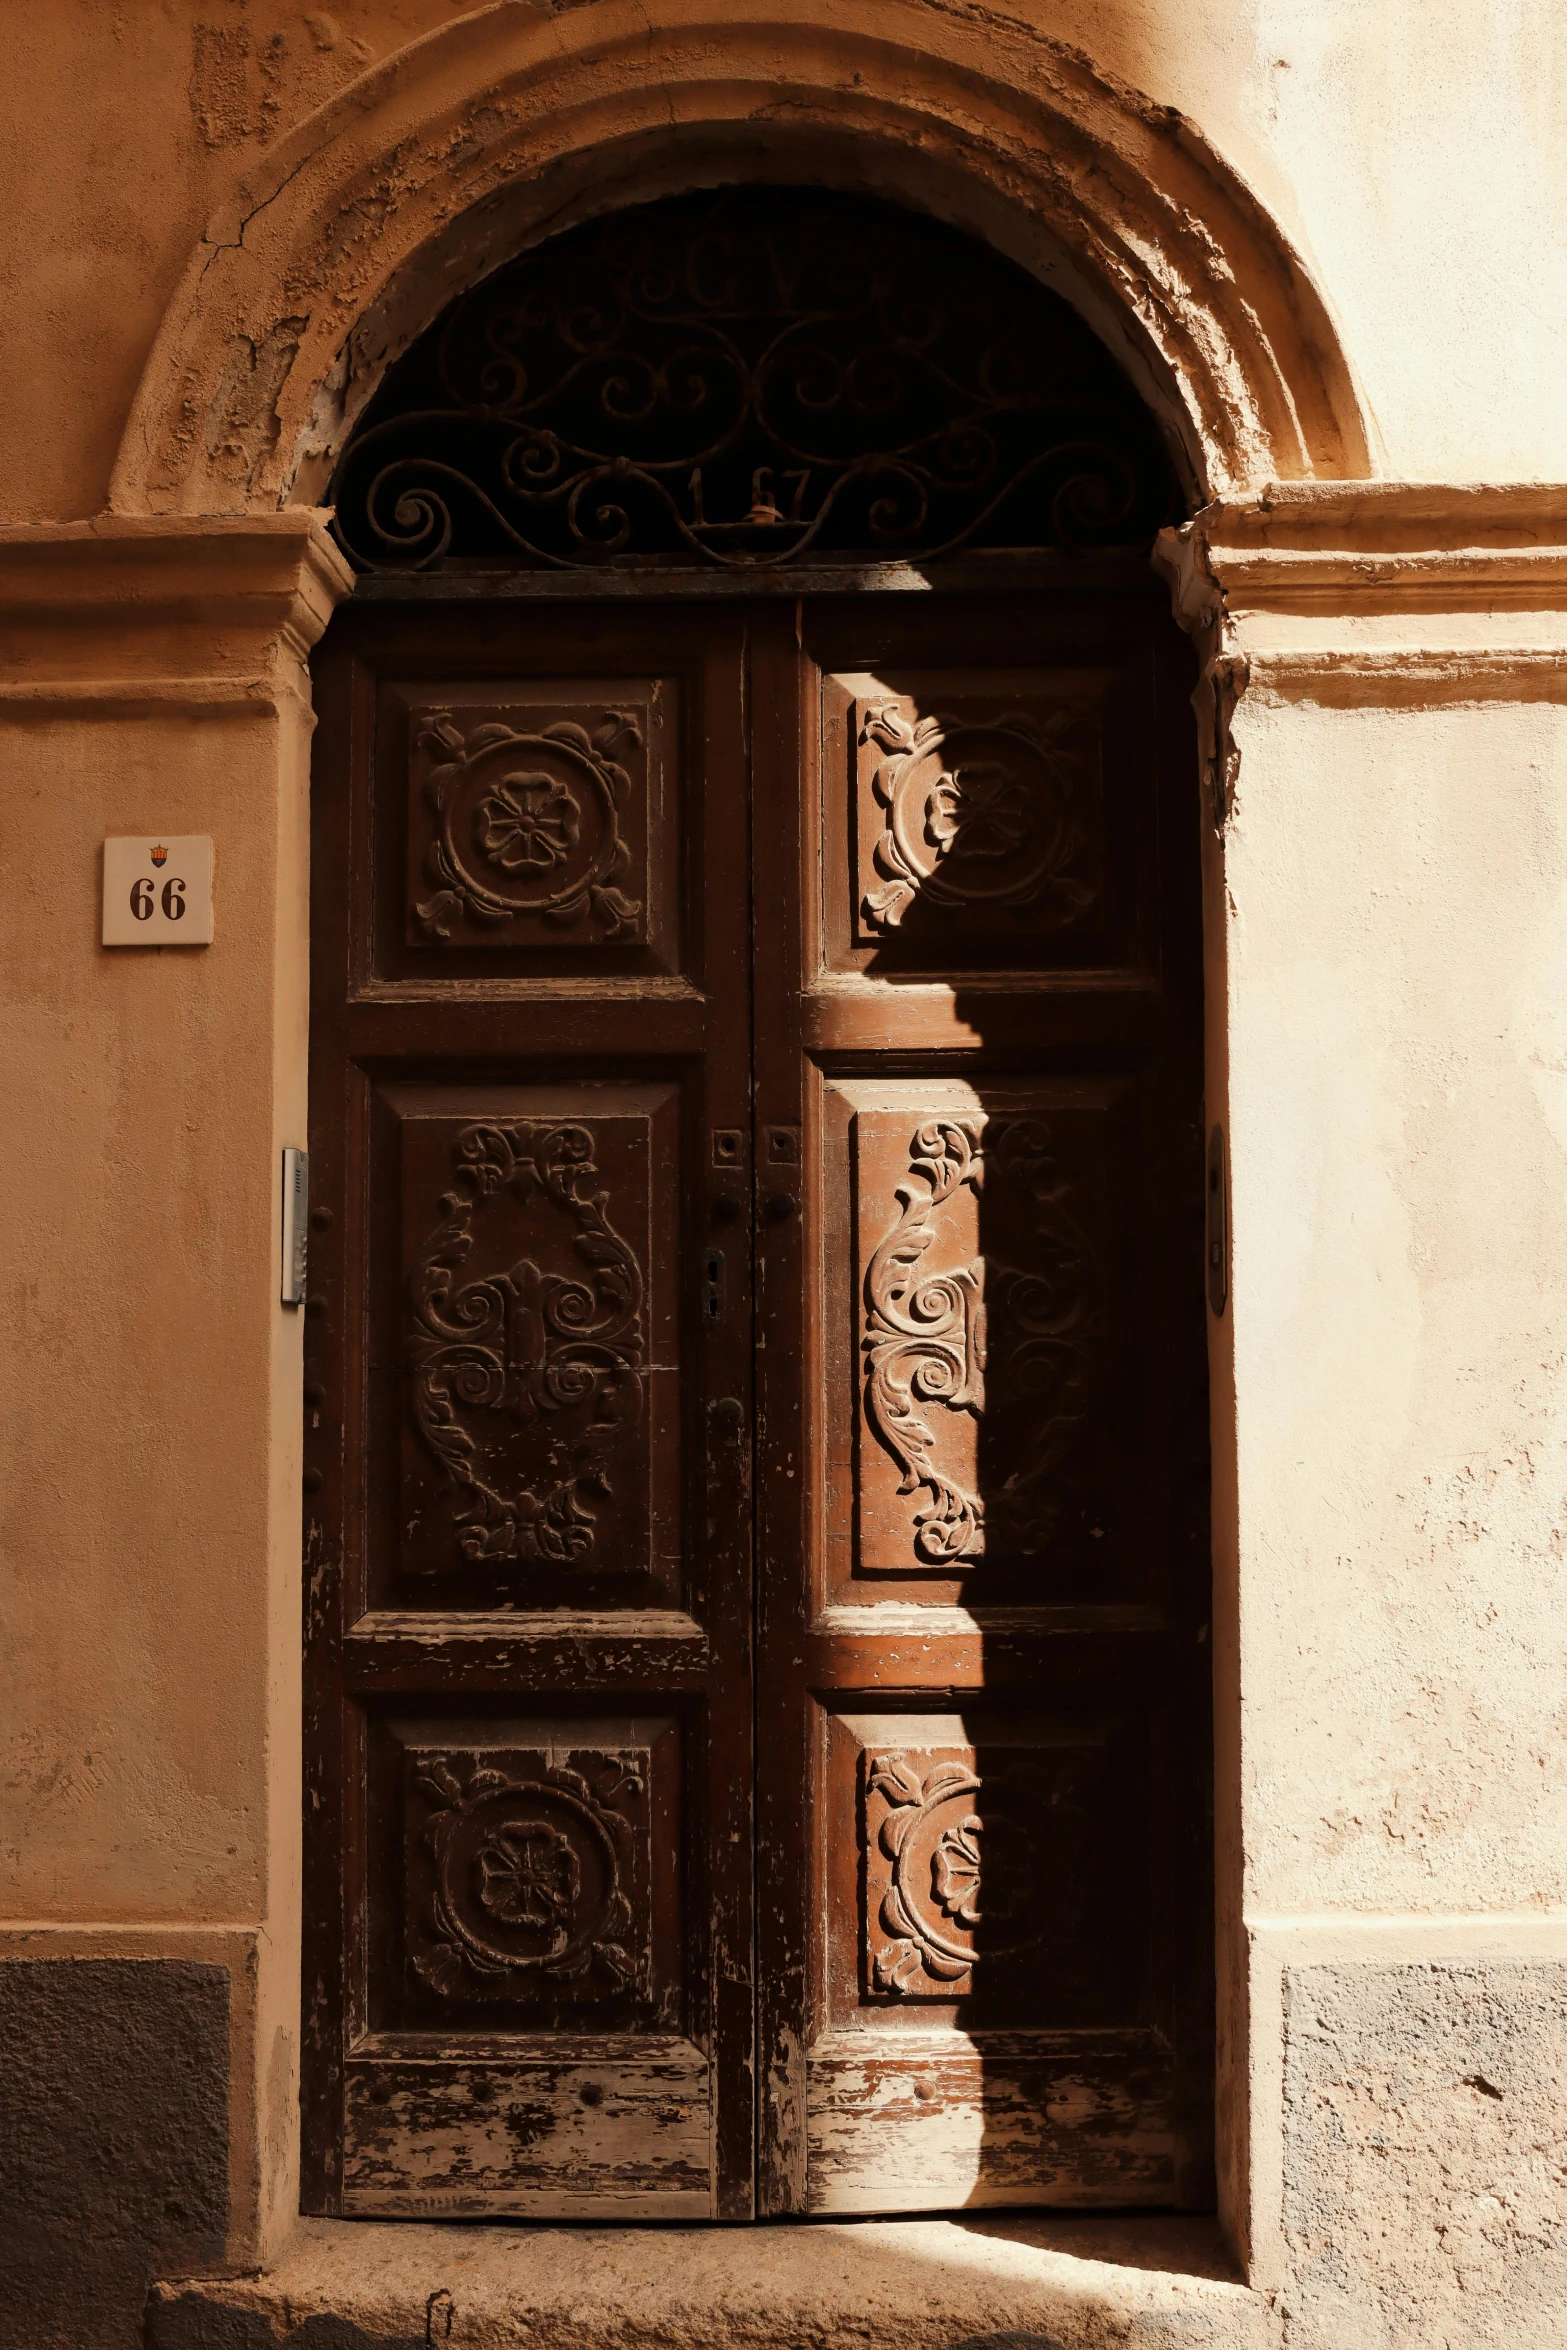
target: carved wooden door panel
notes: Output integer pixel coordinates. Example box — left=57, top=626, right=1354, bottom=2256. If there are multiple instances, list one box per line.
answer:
left=751, top=587, right=1212, bottom=2214
left=304, top=602, right=756, bottom=2217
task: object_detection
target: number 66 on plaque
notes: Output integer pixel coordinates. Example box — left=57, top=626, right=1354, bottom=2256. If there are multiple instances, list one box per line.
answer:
left=102, top=836, right=215, bottom=946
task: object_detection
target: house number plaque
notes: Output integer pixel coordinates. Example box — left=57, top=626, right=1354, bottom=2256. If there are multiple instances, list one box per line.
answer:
left=102, top=836, right=214, bottom=945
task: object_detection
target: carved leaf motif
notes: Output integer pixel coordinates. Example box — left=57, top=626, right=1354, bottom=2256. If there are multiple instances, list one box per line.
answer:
left=862, top=1115, right=1104, bottom=1566
left=412, top=1938, right=467, bottom=2002
left=872, top=1938, right=925, bottom=1995
left=866, top=1753, right=924, bottom=1808
left=589, top=885, right=642, bottom=937
left=416, top=1760, right=464, bottom=1810
left=859, top=698, right=1094, bottom=935
left=414, top=888, right=463, bottom=942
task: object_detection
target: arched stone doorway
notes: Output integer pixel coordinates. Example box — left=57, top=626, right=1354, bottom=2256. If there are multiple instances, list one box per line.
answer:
left=302, top=186, right=1212, bottom=2222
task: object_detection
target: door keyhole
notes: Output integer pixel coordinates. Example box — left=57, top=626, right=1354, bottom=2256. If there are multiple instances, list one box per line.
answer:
left=701, top=1247, right=727, bottom=1325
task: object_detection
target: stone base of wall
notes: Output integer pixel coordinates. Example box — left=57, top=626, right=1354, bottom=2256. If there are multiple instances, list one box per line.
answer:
left=148, top=2217, right=1264, bottom=2350
left=0, top=1958, right=230, bottom=2350
left=1282, top=1962, right=1567, bottom=2350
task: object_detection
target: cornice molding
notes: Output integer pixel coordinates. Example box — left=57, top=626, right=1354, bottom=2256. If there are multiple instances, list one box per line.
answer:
left=0, top=513, right=353, bottom=690
left=1158, top=483, right=1567, bottom=627
left=1153, top=484, right=1567, bottom=821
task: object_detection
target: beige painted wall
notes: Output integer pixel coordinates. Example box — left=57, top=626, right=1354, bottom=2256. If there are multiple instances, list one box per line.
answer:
left=0, top=518, right=347, bottom=2257
left=1232, top=688, right=1567, bottom=1924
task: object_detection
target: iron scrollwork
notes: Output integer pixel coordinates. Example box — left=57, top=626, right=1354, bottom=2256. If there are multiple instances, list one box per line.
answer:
left=331, top=188, right=1178, bottom=573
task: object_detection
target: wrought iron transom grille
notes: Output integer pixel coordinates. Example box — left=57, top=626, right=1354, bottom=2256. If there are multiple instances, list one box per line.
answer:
left=330, top=187, right=1181, bottom=573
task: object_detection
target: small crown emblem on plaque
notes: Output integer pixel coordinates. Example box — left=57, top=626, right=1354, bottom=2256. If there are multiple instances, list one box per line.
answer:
left=149, top=844, right=169, bottom=866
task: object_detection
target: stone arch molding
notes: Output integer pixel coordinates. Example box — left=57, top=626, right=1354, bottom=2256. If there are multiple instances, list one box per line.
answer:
left=108, top=0, right=1373, bottom=520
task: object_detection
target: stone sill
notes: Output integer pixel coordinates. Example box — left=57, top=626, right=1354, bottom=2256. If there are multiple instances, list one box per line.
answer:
left=149, top=2214, right=1266, bottom=2349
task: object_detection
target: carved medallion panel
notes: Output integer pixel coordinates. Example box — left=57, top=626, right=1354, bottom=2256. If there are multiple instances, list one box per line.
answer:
left=378, top=1083, right=681, bottom=1601
left=823, top=669, right=1141, bottom=972
left=391, top=680, right=675, bottom=968
left=375, top=1715, right=682, bottom=2030
left=830, top=1081, right=1138, bottom=1593
left=825, top=1710, right=1148, bottom=2029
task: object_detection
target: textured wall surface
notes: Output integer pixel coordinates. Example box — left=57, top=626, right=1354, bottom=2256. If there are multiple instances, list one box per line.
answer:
left=1282, top=1963, right=1567, bottom=2348
left=1226, top=689, right=1567, bottom=1922
left=0, top=1958, right=230, bottom=2350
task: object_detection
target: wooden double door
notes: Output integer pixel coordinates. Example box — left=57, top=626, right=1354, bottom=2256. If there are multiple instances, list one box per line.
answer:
left=303, top=579, right=1211, bottom=2220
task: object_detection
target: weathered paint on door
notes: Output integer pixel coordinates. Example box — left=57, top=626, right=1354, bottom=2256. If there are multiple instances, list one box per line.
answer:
left=303, top=582, right=1210, bottom=2217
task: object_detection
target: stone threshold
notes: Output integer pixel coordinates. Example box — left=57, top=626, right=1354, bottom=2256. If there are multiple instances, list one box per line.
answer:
left=148, top=2214, right=1268, bottom=2349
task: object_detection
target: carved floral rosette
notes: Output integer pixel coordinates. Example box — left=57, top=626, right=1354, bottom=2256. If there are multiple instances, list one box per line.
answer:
left=411, top=1751, right=646, bottom=2004
left=866, top=1750, right=1048, bottom=1996
left=859, top=698, right=1094, bottom=934
left=414, top=709, right=644, bottom=944
left=862, top=1117, right=1104, bottom=1565
left=407, top=1119, right=645, bottom=1565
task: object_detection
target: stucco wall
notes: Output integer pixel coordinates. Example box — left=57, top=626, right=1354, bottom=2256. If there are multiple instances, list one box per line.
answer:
left=1232, top=686, right=1567, bottom=1923
left=0, top=518, right=345, bottom=2347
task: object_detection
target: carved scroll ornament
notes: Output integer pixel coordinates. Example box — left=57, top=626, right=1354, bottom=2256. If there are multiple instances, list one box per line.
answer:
left=867, top=1750, right=1045, bottom=1995
left=860, top=699, right=1094, bottom=933
left=408, top=1120, right=645, bottom=1565
left=862, top=1117, right=1103, bottom=1565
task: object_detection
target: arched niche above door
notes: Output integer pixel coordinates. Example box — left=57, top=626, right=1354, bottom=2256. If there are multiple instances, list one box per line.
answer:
left=105, top=4, right=1374, bottom=521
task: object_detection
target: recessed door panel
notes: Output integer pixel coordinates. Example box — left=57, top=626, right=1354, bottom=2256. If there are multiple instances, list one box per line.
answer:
left=821, top=653, right=1159, bottom=980
left=374, top=1082, right=681, bottom=1605
left=838, top=1709, right=1148, bottom=2021
left=376, top=1714, right=683, bottom=2029
left=379, top=676, right=682, bottom=982
left=822, top=1076, right=1154, bottom=1607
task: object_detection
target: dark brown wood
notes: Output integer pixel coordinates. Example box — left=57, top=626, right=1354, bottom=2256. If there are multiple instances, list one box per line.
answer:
left=751, top=588, right=1212, bottom=2215
left=305, top=578, right=1211, bottom=2223
left=304, top=603, right=757, bottom=2218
